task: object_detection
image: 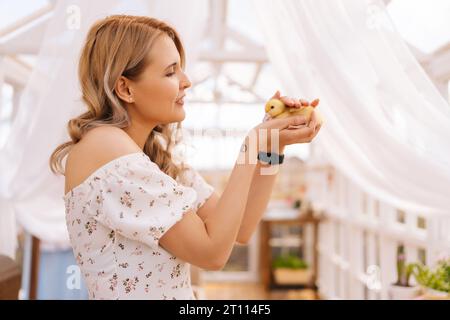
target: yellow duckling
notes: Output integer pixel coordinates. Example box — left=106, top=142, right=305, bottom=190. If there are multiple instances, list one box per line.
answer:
left=264, top=96, right=323, bottom=125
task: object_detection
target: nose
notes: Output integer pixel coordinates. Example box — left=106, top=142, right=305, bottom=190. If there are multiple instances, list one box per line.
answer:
left=180, top=71, right=192, bottom=90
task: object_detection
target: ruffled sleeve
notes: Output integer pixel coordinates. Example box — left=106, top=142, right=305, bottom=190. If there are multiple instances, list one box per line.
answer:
left=93, top=153, right=198, bottom=250
left=178, top=166, right=215, bottom=210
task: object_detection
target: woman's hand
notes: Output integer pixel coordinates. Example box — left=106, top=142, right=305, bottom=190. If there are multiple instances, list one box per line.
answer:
left=254, top=94, right=322, bottom=153
left=275, top=90, right=315, bottom=109
left=253, top=113, right=320, bottom=153
left=262, top=91, right=319, bottom=122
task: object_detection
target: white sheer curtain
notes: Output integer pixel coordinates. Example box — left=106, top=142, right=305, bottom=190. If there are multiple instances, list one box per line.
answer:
left=253, top=0, right=450, bottom=216
left=0, top=0, right=208, bottom=257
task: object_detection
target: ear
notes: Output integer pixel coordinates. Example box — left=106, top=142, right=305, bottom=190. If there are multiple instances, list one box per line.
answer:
left=115, top=76, right=134, bottom=103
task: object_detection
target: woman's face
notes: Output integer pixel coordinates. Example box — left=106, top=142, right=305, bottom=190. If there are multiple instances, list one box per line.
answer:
left=127, top=34, right=191, bottom=126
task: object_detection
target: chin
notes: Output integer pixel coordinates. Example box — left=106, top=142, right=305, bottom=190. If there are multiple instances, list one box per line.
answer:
left=173, top=108, right=186, bottom=121
left=163, top=112, right=185, bottom=125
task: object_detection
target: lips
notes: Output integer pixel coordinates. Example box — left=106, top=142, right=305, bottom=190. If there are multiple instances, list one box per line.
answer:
left=176, top=95, right=185, bottom=104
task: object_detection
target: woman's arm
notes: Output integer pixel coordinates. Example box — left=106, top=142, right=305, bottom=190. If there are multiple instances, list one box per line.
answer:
left=195, top=159, right=283, bottom=246
left=160, top=115, right=316, bottom=270
left=235, top=146, right=284, bottom=244
left=236, top=110, right=321, bottom=244
left=160, top=135, right=257, bottom=270
left=197, top=111, right=321, bottom=246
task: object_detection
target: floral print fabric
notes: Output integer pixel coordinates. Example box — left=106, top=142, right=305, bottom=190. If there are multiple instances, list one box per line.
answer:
left=63, top=152, right=214, bottom=300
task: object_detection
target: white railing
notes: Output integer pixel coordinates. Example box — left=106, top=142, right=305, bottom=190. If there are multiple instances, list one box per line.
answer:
left=305, top=164, right=450, bottom=299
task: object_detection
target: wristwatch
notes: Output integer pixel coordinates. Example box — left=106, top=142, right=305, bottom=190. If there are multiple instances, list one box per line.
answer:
left=257, top=151, right=285, bottom=165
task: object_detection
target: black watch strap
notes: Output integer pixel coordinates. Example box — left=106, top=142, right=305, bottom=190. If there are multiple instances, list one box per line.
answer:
left=257, top=151, right=285, bottom=165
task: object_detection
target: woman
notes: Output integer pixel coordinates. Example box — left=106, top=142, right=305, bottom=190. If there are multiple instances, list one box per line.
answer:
left=49, top=15, right=321, bottom=300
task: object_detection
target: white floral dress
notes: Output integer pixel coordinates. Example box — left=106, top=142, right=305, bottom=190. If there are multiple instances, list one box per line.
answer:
left=63, top=152, right=214, bottom=300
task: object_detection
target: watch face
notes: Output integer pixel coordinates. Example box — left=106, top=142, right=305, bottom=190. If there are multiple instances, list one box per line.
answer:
left=257, top=152, right=284, bottom=165
left=258, top=152, right=273, bottom=164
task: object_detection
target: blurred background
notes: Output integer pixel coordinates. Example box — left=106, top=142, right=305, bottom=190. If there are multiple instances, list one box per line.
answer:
left=0, top=0, right=449, bottom=300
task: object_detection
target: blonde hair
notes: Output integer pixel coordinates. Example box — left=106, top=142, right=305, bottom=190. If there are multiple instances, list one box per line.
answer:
left=49, top=15, right=188, bottom=181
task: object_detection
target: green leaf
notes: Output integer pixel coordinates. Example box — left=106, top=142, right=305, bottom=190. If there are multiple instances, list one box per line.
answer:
left=272, top=254, right=308, bottom=270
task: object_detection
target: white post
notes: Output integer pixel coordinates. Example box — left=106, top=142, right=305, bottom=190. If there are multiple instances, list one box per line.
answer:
left=0, top=55, right=4, bottom=116
left=426, top=216, right=439, bottom=266
left=378, top=202, right=397, bottom=299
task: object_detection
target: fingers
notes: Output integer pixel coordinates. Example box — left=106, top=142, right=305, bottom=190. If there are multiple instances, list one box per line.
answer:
left=262, top=114, right=272, bottom=122
left=280, top=96, right=308, bottom=109
left=307, top=111, right=322, bottom=136
left=289, top=115, right=308, bottom=128
left=308, top=110, right=316, bottom=128
left=282, top=121, right=322, bottom=145
left=310, top=112, right=321, bottom=136
left=272, top=115, right=307, bottom=129
left=311, top=122, right=321, bottom=139
left=280, top=126, right=315, bottom=144
left=300, top=99, right=309, bottom=106
left=279, top=96, right=295, bottom=107
left=279, top=96, right=316, bottom=109
left=315, top=122, right=322, bottom=133
left=266, top=114, right=322, bottom=146
left=270, top=93, right=320, bottom=110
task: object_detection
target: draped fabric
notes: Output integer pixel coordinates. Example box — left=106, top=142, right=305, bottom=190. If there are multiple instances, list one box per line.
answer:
left=253, top=0, right=450, bottom=216
left=2, top=0, right=450, bottom=259
left=0, top=0, right=208, bottom=257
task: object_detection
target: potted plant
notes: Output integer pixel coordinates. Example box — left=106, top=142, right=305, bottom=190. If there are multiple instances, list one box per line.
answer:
left=388, top=245, right=421, bottom=299
left=272, top=254, right=312, bottom=285
left=411, top=257, right=450, bottom=300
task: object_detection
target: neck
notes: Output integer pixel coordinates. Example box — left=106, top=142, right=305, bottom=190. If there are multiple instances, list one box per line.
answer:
left=123, top=119, right=158, bottom=150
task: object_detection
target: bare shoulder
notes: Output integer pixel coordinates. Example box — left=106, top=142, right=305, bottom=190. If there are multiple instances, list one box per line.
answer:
left=80, top=126, right=141, bottom=155
left=64, top=126, right=141, bottom=194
